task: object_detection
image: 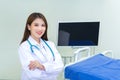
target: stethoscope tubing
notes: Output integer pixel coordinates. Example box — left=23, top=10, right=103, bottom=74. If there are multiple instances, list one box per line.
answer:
left=27, top=39, right=55, bottom=61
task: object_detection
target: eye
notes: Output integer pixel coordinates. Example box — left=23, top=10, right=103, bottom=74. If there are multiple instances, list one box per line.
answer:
left=41, top=24, right=46, bottom=27
left=34, top=23, right=39, bottom=26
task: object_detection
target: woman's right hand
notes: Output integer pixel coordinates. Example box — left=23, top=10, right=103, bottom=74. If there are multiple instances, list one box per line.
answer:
left=28, top=60, right=45, bottom=71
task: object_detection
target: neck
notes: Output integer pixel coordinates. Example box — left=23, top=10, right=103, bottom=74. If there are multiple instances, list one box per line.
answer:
left=31, top=35, right=40, bottom=44
left=36, top=39, right=40, bottom=44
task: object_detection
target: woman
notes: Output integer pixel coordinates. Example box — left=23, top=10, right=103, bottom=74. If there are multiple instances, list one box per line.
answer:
left=18, top=12, right=64, bottom=80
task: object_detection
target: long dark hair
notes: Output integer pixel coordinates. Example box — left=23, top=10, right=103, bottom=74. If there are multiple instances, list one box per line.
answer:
left=20, top=12, right=48, bottom=44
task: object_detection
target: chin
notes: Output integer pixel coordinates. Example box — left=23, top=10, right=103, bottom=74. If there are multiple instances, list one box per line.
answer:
left=36, top=34, right=43, bottom=38
left=38, top=35, right=43, bottom=38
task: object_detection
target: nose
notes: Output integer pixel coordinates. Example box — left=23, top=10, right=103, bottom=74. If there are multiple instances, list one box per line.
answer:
left=38, top=25, right=43, bottom=30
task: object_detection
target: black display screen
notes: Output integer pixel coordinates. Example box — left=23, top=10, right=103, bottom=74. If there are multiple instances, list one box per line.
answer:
left=58, top=22, right=100, bottom=46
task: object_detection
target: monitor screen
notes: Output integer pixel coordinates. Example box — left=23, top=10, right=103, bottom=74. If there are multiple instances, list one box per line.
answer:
left=58, top=22, right=100, bottom=46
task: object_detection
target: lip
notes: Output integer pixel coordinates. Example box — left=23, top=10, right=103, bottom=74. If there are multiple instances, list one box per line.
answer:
left=36, top=31, right=42, bottom=35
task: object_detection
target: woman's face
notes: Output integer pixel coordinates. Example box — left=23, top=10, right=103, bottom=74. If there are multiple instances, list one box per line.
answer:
left=28, top=18, right=46, bottom=42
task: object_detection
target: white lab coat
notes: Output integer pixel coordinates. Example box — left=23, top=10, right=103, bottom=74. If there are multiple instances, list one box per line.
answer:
left=18, top=36, right=64, bottom=80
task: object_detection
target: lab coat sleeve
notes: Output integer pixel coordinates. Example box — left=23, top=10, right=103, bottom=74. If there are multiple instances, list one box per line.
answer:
left=43, top=41, right=64, bottom=74
left=18, top=45, right=34, bottom=68
left=18, top=44, right=43, bottom=79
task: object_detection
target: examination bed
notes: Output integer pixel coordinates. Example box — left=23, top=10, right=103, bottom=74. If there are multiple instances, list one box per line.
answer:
left=64, top=48, right=120, bottom=80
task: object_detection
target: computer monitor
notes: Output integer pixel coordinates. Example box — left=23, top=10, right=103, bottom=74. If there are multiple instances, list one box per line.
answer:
left=58, top=22, right=100, bottom=46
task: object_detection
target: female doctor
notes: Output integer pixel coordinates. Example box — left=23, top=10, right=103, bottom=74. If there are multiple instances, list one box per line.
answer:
left=18, top=12, right=64, bottom=80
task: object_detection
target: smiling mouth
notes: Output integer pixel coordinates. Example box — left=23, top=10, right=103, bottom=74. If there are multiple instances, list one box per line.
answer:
left=36, top=32, right=42, bottom=35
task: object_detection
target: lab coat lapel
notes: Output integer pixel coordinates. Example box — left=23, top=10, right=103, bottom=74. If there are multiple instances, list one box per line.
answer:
left=33, top=48, right=47, bottom=63
left=42, top=41, right=53, bottom=61
left=28, top=36, right=47, bottom=63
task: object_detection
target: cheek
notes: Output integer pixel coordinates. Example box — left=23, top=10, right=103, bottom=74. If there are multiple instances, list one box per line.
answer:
left=30, top=28, right=37, bottom=34
left=44, top=28, right=46, bottom=32
left=42, top=27, right=46, bottom=32
left=32, top=27, right=38, bottom=31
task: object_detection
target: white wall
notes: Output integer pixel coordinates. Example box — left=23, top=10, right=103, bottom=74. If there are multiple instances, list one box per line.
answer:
left=96, top=0, right=120, bottom=57
left=0, top=0, right=120, bottom=79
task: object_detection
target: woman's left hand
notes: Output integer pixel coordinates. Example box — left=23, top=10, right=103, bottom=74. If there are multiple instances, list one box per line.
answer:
left=28, top=60, right=45, bottom=70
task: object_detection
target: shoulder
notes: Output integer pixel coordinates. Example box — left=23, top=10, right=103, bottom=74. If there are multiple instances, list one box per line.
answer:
left=46, top=40, right=54, bottom=44
left=43, top=40, right=56, bottom=48
left=45, top=40, right=55, bottom=45
left=18, top=41, right=29, bottom=50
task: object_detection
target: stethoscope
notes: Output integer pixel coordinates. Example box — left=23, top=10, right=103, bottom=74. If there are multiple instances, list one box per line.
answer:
left=27, top=39, right=55, bottom=61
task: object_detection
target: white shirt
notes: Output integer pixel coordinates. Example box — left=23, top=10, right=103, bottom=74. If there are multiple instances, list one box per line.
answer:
left=18, top=36, right=64, bottom=80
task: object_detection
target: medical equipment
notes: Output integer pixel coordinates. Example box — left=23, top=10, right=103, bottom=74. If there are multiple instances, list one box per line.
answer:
left=63, top=47, right=91, bottom=67
left=74, top=47, right=91, bottom=63
left=64, top=48, right=120, bottom=80
left=27, top=39, right=55, bottom=61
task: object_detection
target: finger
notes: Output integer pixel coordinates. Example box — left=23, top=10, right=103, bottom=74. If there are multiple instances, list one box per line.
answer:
left=29, top=63, right=36, bottom=70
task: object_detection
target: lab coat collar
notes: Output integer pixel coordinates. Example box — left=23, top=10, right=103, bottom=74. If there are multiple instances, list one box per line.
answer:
left=28, top=36, right=44, bottom=47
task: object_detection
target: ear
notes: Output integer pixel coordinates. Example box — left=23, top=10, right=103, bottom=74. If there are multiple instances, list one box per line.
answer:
left=27, top=24, right=31, bottom=30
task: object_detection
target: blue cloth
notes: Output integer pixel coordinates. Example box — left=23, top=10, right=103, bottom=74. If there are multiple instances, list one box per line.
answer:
left=65, top=54, right=120, bottom=80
